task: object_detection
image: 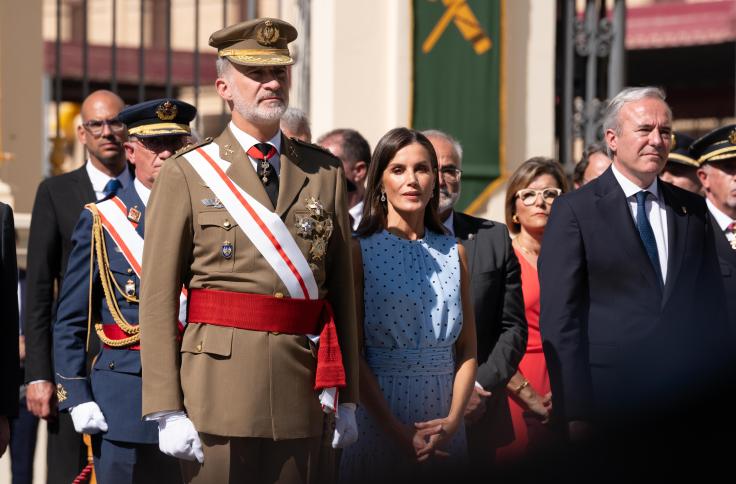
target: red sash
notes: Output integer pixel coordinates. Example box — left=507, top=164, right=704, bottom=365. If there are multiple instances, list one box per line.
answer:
left=188, top=288, right=346, bottom=390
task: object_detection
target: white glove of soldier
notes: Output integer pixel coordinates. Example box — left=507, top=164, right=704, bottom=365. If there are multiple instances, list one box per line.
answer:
left=332, top=403, right=358, bottom=448
left=156, top=411, right=204, bottom=463
left=69, top=401, right=108, bottom=434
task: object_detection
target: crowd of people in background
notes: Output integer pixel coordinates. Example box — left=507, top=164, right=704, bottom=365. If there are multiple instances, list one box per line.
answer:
left=1, top=15, right=735, bottom=484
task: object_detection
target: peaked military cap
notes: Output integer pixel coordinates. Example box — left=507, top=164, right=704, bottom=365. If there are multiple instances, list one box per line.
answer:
left=209, top=18, right=297, bottom=66
left=690, top=124, right=736, bottom=165
left=667, top=132, right=698, bottom=167
left=118, top=98, right=196, bottom=138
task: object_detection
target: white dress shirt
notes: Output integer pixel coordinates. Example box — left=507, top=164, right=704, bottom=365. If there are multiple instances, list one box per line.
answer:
left=706, top=198, right=736, bottom=245
left=85, top=160, right=132, bottom=201
left=228, top=121, right=282, bottom=176
left=134, top=178, right=151, bottom=207
left=349, top=200, right=364, bottom=232
left=442, top=211, right=455, bottom=236
left=611, top=163, right=669, bottom=283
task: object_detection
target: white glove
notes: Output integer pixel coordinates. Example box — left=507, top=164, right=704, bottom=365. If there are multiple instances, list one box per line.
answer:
left=332, top=403, right=358, bottom=449
left=156, top=411, right=204, bottom=463
left=70, top=401, right=108, bottom=434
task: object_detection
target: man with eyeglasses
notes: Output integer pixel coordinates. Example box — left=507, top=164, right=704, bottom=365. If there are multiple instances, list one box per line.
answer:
left=538, top=87, right=729, bottom=476
left=24, top=89, right=131, bottom=483
left=423, top=129, right=527, bottom=476
left=52, top=98, right=195, bottom=484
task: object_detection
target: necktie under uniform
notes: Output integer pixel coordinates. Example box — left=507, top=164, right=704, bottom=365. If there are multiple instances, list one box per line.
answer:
left=247, top=143, right=279, bottom=208
left=635, top=190, right=663, bottom=286
left=103, top=178, right=122, bottom=198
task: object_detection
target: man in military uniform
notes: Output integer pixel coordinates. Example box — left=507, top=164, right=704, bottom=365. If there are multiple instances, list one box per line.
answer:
left=139, top=18, right=359, bottom=484
left=692, top=125, right=736, bottom=330
left=660, top=131, right=702, bottom=195
left=53, top=98, right=196, bottom=483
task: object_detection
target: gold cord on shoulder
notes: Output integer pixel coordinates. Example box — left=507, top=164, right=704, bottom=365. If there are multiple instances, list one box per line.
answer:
left=86, top=204, right=141, bottom=346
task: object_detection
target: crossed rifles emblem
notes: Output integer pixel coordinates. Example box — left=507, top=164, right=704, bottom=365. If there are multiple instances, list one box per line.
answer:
left=422, top=0, right=493, bottom=55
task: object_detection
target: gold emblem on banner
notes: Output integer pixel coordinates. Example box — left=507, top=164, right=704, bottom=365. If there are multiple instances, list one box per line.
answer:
left=156, top=101, right=177, bottom=121
left=256, top=20, right=280, bottom=46
left=422, top=0, right=492, bottom=55
left=295, top=197, right=333, bottom=263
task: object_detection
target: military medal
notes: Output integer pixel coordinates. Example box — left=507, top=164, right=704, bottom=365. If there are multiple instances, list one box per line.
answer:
left=295, top=197, right=334, bottom=267
left=259, top=160, right=271, bottom=184
left=125, top=279, right=136, bottom=297
left=128, top=206, right=141, bottom=223
left=202, top=198, right=225, bottom=209
left=221, top=240, right=233, bottom=259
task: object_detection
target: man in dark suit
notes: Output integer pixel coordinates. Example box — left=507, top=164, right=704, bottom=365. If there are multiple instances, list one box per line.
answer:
left=539, top=87, right=729, bottom=450
left=694, top=126, right=736, bottom=331
left=24, top=89, right=131, bottom=483
left=0, top=202, right=19, bottom=458
left=424, top=130, right=527, bottom=473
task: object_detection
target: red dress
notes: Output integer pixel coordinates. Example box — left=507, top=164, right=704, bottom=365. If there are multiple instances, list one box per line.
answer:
left=496, top=248, right=552, bottom=461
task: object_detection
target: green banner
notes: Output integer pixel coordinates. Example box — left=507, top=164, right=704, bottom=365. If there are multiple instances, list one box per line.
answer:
left=412, top=0, right=502, bottom=210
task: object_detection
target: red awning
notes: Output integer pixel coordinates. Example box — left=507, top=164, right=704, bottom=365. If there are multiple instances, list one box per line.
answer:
left=627, top=0, right=736, bottom=50
left=44, top=41, right=218, bottom=86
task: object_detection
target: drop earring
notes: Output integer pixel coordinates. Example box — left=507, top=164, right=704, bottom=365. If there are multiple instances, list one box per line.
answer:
left=380, top=190, right=386, bottom=202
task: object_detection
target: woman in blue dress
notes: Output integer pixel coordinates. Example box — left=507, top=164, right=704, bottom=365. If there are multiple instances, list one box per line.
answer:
left=339, top=128, right=477, bottom=482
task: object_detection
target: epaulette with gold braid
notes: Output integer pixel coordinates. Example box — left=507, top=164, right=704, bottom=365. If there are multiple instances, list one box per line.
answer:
left=174, top=136, right=214, bottom=158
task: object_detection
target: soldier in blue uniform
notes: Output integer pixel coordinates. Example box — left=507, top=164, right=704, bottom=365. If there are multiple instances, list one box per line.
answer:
left=53, top=98, right=197, bottom=483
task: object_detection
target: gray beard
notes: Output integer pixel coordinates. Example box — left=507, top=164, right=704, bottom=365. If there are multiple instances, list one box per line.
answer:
left=233, top=97, right=287, bottom=124
left=439, top=191, right=460, bottom=213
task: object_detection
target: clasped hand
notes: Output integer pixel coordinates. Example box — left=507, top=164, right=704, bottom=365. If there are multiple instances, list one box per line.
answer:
left=403, top=417, right=458, bottom=462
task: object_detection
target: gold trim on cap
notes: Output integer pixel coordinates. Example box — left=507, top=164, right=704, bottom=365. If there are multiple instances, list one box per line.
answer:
left=218, top=48, right=291, bottom=58
left=128, top=123, right=191, bottom=136
left=667, top=153, right=699, bottom=167
left=698, top=144, right=736, bottom=163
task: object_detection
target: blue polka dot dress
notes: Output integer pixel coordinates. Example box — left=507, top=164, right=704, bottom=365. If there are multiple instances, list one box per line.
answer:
left=339, top=229, right=466, bottom=481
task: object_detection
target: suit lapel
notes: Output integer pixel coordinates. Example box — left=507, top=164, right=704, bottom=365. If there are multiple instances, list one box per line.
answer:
left=710, top=212, right=736, bottom=266
left=216, top=128, right=275, bottom=210
left=76, top=164, right=96, bottom=203
left=595, top=169, right=662, bottom=293
left=276, top=135, right=308, bottom=217
left=452, top=212, right=478, bottom=276
left=660, top=182, right=687, bottom=305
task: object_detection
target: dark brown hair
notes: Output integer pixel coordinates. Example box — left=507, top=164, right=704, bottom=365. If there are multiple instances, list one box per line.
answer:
left=505, top=157, right=569, bottom=234
left=356, top=127, right=445, bottom=237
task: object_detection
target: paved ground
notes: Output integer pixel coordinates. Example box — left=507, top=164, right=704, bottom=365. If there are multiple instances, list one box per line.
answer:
left=0, top=420, right=47, bottom=484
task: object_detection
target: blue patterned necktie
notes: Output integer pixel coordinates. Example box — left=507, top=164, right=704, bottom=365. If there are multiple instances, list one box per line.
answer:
left=103, top=178, right=122, bottom=198
left=635, top=190, right=662, bottom=286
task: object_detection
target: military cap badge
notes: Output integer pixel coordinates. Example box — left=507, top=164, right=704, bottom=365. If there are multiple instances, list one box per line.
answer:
left=256, top=20, right=280, bottom=46
left=155, top=100, right=178, bottom=121
left=729, top=129, right=736, bottom=146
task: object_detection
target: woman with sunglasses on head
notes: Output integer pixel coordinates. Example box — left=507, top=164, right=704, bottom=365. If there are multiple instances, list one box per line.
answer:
left=339, top=128, right=477, bottom=482
left=496, top=157, right=568, bottom=462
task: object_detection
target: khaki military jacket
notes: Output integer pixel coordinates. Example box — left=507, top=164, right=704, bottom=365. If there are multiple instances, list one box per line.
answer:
left=139, top=127, right=358, bottom=439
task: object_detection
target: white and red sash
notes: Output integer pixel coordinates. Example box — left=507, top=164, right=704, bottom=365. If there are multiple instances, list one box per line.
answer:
left=183, top=143, right=340, bottom=412
left=183, top=143, right=319, bottom=300
left=94, top=196, right=188, bottom=330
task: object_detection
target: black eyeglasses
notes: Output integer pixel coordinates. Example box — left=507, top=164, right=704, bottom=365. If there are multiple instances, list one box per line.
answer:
left=134, top=136, right=188, bottom=154
left=82, top=119, right=126, bottom=137
left=439, top=167, right=463, bottom=181
left=516, top=187, right=562, bottom=206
